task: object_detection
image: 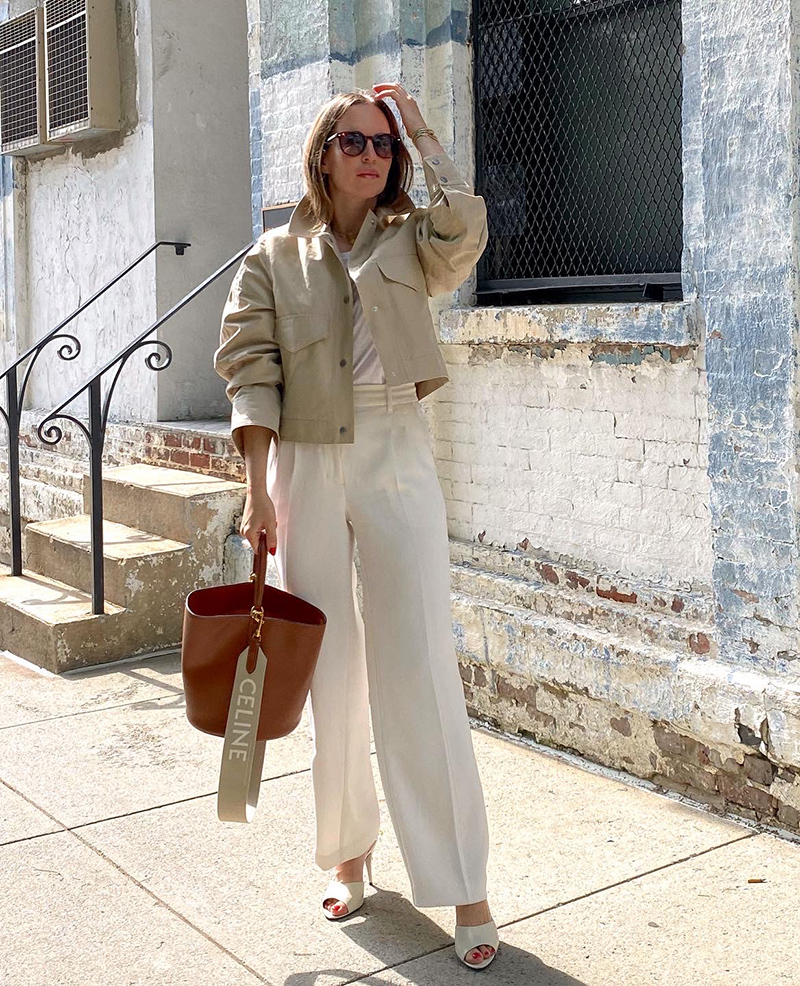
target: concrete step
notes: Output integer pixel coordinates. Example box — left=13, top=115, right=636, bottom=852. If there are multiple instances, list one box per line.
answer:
left=0, top=462, right=246, bottom=674
left=88, top=463, right=245, bottom=570
left=0, top=564, right=126, bottom=673
left=23, top=514, right=193, bottom=607
left=0, top=562, right=191, bottom=674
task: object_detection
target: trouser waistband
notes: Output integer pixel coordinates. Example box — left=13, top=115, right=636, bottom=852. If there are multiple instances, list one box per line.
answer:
left=353, top=381, right=418, bottom=411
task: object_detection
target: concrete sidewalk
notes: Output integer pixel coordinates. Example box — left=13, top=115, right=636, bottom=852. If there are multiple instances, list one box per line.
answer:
left=1, top=647, right=797, bottom=986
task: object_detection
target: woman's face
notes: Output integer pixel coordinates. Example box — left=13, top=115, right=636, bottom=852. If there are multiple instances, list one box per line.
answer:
left=321, top=103, right=394, bottom=203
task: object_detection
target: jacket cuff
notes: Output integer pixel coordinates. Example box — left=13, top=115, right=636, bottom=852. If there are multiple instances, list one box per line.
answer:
left=230, top=383, right=282, bottom=460
left=421, top=151, right=474, bottom=194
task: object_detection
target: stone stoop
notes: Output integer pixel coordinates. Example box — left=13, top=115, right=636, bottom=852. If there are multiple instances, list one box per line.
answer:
left=0, top=463, right=246, bottom=674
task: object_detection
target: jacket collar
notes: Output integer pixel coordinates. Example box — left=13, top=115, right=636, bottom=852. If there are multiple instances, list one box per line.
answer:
left=287, top=187, right=416, bottom=238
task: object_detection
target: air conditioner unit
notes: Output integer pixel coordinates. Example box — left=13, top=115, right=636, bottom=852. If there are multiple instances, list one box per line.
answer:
left=0, top=8, right=59, bottom=155
left=44, top=0, right=119, bottom=143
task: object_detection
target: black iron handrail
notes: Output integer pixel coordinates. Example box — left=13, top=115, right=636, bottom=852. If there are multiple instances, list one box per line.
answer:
left=34, top=240, right=254, bottom=614
left=0, top=240, right=190, bottom=579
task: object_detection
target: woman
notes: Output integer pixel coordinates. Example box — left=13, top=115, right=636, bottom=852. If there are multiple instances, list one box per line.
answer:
left=214, top=83, right=499, bottom=969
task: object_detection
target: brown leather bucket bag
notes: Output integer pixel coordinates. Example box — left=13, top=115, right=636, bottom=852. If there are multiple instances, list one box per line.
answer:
left=181, top=530, right=327, bottom=822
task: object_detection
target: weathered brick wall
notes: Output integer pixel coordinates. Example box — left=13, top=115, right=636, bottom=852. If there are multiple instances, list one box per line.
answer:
left=460, top=658, right=800, bottom=833
left=433, top=342, right=709, bottom=586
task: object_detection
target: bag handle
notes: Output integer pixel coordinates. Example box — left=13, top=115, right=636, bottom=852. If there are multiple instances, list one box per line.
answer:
left=245, top=530, right=270, bottom=674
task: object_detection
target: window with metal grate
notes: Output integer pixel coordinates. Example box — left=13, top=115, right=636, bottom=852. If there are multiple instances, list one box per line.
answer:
left=473, top=0, right=683, bottom=304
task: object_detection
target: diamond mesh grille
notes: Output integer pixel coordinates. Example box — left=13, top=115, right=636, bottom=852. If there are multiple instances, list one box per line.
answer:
left=474, top=0, right=683, bottom=300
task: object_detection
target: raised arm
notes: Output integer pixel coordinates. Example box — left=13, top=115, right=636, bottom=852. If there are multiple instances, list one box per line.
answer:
left=413, top=148, right=489, bottom=297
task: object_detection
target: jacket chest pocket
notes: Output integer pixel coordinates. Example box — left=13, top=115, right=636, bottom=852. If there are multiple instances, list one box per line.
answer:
left=276, top=313, right=329, bottom=352
left=375, top=254, right=426, bottom=293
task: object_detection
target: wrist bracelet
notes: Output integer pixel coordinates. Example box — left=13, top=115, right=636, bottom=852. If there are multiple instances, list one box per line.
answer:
left=410, top=126, right=438, bottom=142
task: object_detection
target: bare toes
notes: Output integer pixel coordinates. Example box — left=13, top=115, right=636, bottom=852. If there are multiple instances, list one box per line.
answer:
left=465, top=945, right=495, bottom=963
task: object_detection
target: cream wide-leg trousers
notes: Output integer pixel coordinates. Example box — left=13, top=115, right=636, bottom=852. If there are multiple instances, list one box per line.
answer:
left=264, top=380, right=490, bottom=907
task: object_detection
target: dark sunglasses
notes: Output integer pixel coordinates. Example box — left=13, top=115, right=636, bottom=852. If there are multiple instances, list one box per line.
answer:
left=323, top=130, right=401, bottom=158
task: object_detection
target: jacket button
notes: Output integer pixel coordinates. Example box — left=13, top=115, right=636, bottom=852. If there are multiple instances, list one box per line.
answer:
left=372, top=305, right=378, bottom=311
left=344, top=296, right=350, bottom=304
left=340, top=358, right=346, bottom=366
left=440, top=176, right=448, bottom=183
left=339, top=425, right=347, bottom=433
left=431, top=158, right=439, bottom=165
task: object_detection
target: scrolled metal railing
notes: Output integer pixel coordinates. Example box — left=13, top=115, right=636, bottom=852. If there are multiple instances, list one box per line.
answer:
left=0, top=240, right=190, bottom=579
left=35, top=240, right=254, bottom=614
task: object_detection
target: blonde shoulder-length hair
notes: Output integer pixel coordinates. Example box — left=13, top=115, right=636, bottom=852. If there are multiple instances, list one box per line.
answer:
left=301, top=89, right=415, bottom=235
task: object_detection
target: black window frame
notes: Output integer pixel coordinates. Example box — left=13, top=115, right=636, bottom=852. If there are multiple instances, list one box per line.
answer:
left=472, top=0, right=684, bottom=305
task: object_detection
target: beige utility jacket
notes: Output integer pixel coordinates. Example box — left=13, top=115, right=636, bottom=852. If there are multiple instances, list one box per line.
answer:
left=213, top=150, right=488, bottom=458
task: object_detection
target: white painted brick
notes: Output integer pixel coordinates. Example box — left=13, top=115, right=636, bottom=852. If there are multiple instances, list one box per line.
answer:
left=611, top=481, right=643, bottom=507
left=529, top=450, right=573, bottom=474
left=615, top=412, right=700, bottom=443
left=437, top=459, right=472, bottom=482
left=549, top=429, right=599, bottom=454
left=491, top=404, right=528, bottom=431
left=486, top=485, right=530, bottom=510
left=617, top=459, right=670, bottom=487
left=570, top=452, right=618, bottom=482
left=471, top=463, right=507, bottom=486
left=641, top=485, right=698, bottom=515
left=452, top=480, right=491, bottom=505
left=428, top=346, right=710, bottom=584
left=668, top=516, right=710, bottom=541
left=644, top=440, right=705, bottom=468
left=570, top=500, right=620, bottom=526
left=439, top=420, right=476, bottom=444
left=450, top=442, right=475, bottom=462
left=445, top=499, right=472, bottom=524
left=528, top=494, right=574, bottom=518
left=434, top=440, right=453, bottom=460
left=519, top=384, right=550, bottom=407
left=618, top=506, right=678, bottom=535
left=562, top=519, right=634, bottom=554
left=506, top=427, right=550, bottom=452
left=508, top=508, right=568, bottom=533
left=479, top=446, right=532, bottom=469
left=549, top=385, right=597, bottom=410
left=433, top=402, right=461, bottom=422
left=447, top=516, right=473, bottom=541
left=668, top=465, right=712, bottom=495
left=592, top=435, right=645, bottom=460
left=536, top=473, right=601, bottom=499
left=524, top=407, right=570, bottom=431
left=661, top=415, right=701, bottom=444
left=579, top=410, right=617, bottom=435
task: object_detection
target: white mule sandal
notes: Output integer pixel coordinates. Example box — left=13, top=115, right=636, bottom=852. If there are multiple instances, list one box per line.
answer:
left=454, top=919, right=500, bottom=969
left=321, top=838, right=378, bottom=920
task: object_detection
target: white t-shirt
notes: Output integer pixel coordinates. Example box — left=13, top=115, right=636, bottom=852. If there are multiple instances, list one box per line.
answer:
left=339, top=249, right=386, bottom=384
